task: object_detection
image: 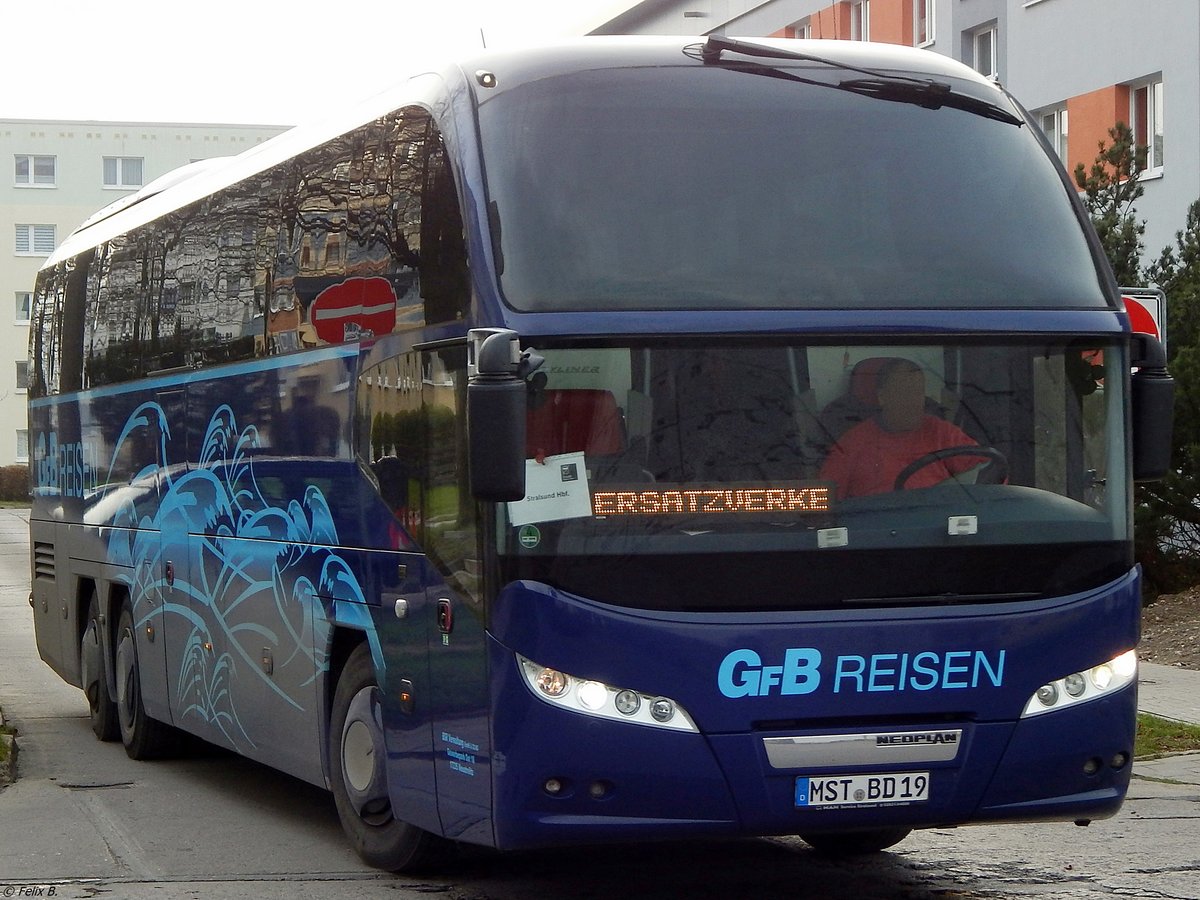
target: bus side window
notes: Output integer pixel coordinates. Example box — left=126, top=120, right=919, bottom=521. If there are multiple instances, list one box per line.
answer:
left=422, top=344, right=480, bottom=604
left=419, top=124, right=469, bottom=326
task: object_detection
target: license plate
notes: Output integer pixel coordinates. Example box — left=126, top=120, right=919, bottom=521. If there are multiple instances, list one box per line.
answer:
left=795, top=772, right=930, bottom=808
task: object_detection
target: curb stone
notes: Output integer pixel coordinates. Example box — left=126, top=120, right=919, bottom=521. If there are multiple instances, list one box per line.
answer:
left=0, top=706, right=15, bottom=787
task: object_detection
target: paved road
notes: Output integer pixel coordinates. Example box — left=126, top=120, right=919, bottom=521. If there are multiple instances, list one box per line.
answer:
left=1, top=507, right=1198, bottom=899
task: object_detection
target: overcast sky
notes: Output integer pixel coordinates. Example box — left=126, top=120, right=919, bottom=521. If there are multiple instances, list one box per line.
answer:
left=3, top=0, right=633, bottom=126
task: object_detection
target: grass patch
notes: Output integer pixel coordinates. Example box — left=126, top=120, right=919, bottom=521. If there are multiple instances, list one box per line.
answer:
left=1136, top=713, right=1200, bottom=758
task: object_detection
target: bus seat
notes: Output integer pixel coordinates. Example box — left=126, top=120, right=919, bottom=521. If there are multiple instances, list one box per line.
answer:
left=526, top=389, right=626, bottom=459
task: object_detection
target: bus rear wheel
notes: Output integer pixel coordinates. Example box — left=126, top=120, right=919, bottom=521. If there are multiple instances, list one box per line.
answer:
left=800, top=828, right=912, bottom=855
left=82, top=591, right=119, bottom=741
left=114, top=603, right=178, bottom=759
left=330, top=643, right=443, bottom=872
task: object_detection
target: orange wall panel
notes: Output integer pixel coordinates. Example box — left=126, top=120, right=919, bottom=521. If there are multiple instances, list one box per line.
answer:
left=870, top=0, right=913, bottom=46
left=1066, top=85, right=1130, bottom=180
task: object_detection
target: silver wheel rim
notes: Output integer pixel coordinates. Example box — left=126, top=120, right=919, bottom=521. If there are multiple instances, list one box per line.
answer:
left=340, top=685, right=392, bottom=825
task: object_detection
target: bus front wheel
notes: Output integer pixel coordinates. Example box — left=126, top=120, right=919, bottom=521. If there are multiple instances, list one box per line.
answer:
left=330, top=643, right=443, bottom=872
left=82, top=590, right=119, bottom=742
left=800, top=828, right=912, bottom=855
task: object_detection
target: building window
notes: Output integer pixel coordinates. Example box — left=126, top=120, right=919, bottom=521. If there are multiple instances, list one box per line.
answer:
left=15, top=224, right=56, bottom=256
left=103, top=156, right=144, bottom=188
left=916, top=0, right=935, bottom=46
left=1039, top=107, right=1069, bottom=162
left=16, top=292, right=32, bottom=323
left=1131, top=78, right=1164, bottom=172
left=971, top=25, right=998, bottom=80
left=790, top=17, right=811, bottom=39
left=851, top=1, right=870, bottom=41
left=15, top=154, right=56, bottom=187
left=16, top=429, right=29, bottom=463
left=15, top=361, right=28, bottom=393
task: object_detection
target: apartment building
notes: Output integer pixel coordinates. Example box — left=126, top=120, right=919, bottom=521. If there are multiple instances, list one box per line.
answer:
left=2, top=120, right=287, bottom=467
left=593, top=0, right=1200, bottom=276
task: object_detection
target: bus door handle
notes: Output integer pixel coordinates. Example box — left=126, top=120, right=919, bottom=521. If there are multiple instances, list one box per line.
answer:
left=437, top=599, right=454, bottom=635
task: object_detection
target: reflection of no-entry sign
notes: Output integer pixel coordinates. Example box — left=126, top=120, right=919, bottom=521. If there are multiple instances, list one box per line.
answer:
left=310, top=276, right=397, bottom=343
left=1121, top=287, right=1166, bottom=351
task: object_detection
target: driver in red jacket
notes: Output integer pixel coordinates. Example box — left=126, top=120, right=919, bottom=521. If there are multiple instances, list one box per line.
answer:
left=820, top=358, right=987, bottom=500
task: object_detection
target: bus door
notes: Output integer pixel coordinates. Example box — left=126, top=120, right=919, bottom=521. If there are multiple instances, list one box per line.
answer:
left=375, top=552, right=442, bottom=834
left=421, top=344, right=493, bottom=842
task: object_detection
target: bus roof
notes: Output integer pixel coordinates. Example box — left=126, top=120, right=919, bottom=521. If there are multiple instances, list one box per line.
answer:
left=44, top=36, right=1005, bottom=270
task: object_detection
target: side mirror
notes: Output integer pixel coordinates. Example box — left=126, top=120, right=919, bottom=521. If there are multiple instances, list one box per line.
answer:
left=466, top=329, right=541, bottom=501
left=1130, top=333, right=1174, bottom=482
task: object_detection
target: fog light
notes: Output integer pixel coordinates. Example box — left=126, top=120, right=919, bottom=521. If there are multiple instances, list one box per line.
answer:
left=1064, top=672, right=1086, bottom=697
left=544, top=778, right=564, bottom=795
left=614, top=690, right=641, bottom=716
left=1083, top=758, right=1101, bottom=776
left=535, top=668, right=568, bottom=698
left=1111, top=752, right=1129, bottom=770
left=650, top=698, right=675, bottom=723
left=589, top=780, right=610, bottom=799
left=577, top=680, right=607, bottom=711
left=1036, top=683, right=1058, bottom=707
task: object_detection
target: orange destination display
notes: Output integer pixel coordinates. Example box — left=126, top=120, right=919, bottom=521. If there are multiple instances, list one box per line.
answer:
left=592, top=483, right=834, bottom=517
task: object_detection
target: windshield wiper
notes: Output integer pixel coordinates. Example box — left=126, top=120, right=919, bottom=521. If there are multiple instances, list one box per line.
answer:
left=694, top=35, right=1023, bottom=127
left=842, top=591, right=1041, bottom=607
left=837, top=77, right=1023, bottom=125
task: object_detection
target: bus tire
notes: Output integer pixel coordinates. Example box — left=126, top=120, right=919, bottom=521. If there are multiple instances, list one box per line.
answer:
left=115, top=603, right=178, bottom=759
left=800, top=828, right=912, bottom=855
left=330, top=643, right=443, bottom=872
left=82, top=590, right=119, bottom=742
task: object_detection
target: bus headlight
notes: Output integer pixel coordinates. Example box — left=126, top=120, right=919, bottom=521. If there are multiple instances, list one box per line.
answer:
left=1021, top=649, right=1137, bottom=718
left=518, top=655, right=698, bottom=732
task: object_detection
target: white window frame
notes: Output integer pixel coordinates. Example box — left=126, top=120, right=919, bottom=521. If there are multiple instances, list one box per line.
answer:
left=915, top=0, right=935, bottom=47
left=15, top=224, right=56, bottom=257
left=103, top=156, right=144, bottom=189
left=1131, top=78, right=1164, bottom=174
left=16, top=429, right=29, bottom=464
left=851, top=1, right=870, bottom=41
left=971, top=25, right=998, bottom=80
left=792, top=18, right=811, bottom=39
left=1039, top=106, right=1069, bottom=162
left=15, top=291, right=32, bottom=323
left=14, top=154, right=56, bottom=187
left=15, top=361, right=28, bottom=394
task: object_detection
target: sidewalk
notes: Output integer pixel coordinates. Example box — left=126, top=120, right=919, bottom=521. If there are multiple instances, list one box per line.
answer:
left=1133, top=661, right=1200, bottom=786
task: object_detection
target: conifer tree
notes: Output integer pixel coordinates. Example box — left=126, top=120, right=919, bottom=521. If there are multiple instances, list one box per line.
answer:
left=1073, top=122, right=1146, bottom=287
left=1140, top=201, right=1200, bottom=589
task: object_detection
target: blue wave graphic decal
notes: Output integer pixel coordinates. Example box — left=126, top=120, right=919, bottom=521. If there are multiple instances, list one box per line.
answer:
left=100, top=402, right=374, bottom=750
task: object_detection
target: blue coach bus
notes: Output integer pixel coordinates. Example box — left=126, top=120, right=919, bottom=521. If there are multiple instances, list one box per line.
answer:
left=28, top=36, right=1174, bottom=870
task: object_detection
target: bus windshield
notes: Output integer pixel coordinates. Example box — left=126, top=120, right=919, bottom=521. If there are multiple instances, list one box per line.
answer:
left=497, top=339, right=1130, bottom=610
left=478, top=65, right=1108, bottom=311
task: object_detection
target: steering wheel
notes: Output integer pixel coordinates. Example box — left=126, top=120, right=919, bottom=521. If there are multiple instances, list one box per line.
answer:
left=893, top=445, right=1008, bottom=491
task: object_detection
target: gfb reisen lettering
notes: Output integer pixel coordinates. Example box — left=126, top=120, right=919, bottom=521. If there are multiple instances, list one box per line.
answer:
left=717, top=647, right=1006, bottom=697
left=32, top=431, right=98, bottom=499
